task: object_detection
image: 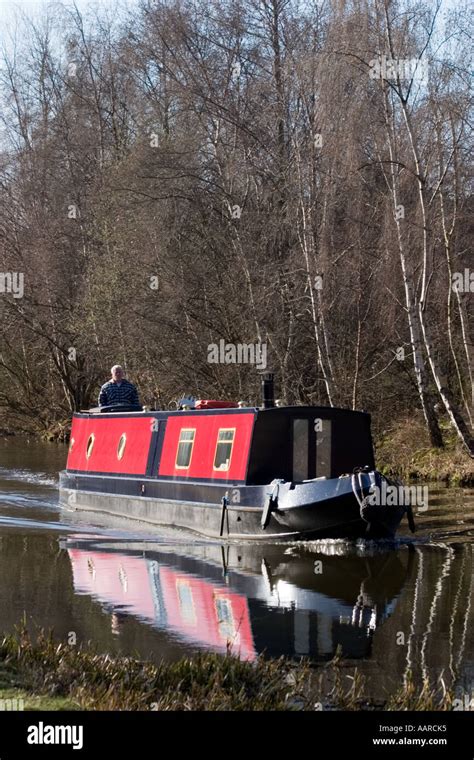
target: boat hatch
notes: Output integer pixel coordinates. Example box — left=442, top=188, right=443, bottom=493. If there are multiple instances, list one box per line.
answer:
left=292, top=417, right=331, bottom=482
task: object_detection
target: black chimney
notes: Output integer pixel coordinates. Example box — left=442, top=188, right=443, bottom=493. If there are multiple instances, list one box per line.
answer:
left=261, top=372, right=275, bottom=408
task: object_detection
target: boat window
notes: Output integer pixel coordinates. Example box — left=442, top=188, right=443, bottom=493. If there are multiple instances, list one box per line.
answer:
left=175, top=429, right=195, bottom=469
left=293, top=419, right=308, bottom=481
left=117, top=433, right=127, bottom=461
left=316, top=419, right=332, bottom=477
left=213, top=429, right=235, bottom=471
left=86, top=434, right=95, bottom=460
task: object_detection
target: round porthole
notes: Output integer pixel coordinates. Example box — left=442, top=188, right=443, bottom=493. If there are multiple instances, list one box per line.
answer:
left=117, top=433, right=127, bottom=460
left=69, top=437, right=75, bottom=453
left=86, top=433, right=95, bottom=459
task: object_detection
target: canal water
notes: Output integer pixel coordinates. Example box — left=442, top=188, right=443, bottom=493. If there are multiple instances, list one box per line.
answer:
left=0, top=437, right=473, bottom=703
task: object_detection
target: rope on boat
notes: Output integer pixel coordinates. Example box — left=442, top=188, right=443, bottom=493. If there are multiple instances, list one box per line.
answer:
left=352, top=469, right=417, bottom=533
left=351, top=471, right=372, bottom=525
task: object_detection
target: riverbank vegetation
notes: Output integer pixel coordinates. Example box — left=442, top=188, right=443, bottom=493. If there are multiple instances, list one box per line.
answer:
left=0, top=627, right=458, bottom=711
left=0, top=1, right=472, bottom=456
left=376, top=417, right=474, bottom=486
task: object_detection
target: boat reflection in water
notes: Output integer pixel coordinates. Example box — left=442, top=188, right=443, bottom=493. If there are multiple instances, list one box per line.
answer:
left=65, top=538, right=413, bottom=661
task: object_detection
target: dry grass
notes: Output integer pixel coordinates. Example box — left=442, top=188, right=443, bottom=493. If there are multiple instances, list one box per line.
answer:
left=386, top=671, right=455, bottom=711
left=0, top=627, right=461, bottom=712
left=0, top=626, right=313, bottom=711
left=376, top=415, right=474, bottom=486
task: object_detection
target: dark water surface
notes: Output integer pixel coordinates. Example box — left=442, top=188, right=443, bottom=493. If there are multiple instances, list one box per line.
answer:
left=0, top=437, right=473, bottom=702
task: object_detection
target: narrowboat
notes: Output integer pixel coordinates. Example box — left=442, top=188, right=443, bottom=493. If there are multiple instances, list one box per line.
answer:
left=59, top=375, right=414, bottom=540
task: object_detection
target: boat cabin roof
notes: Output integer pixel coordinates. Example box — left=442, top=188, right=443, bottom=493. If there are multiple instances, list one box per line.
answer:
left=70, top=405, right=374, bottom=483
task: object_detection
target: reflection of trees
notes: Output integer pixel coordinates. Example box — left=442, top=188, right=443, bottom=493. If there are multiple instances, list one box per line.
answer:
left=402, top=545, right=473, bottom=691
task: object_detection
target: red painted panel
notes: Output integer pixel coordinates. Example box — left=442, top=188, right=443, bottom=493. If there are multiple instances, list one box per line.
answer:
left=68, top=549, right=156, bottom=620
left=159, top=567, right=255, bottom=660
left=67, top=416, right=153, bottom=474
left=68, top=549, right=255, bottom=660
left=158, top=413, right=254, bottom=480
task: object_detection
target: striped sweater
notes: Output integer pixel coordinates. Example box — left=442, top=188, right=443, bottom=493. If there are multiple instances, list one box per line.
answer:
left=98, top=379, right=139, bottom=407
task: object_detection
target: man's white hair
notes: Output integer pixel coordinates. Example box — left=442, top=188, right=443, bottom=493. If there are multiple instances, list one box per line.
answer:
left=111, top=365, right=123, bottom=373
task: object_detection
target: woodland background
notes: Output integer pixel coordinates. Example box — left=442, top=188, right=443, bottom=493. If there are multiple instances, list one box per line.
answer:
left=0, top=0, right=472, bottom=455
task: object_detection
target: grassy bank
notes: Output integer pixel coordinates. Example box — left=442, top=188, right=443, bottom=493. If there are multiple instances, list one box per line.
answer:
left=0, top=627, right=459, bottom=711
left=376, top=416, right=473, bottom=486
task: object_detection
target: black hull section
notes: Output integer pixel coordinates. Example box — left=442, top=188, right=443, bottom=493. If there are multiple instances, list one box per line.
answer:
left=59, top=471, right=406, bottom=541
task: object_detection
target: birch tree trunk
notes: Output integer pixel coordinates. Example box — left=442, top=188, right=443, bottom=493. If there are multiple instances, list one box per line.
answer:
left=380, top=0, right=472, bottom=454
left=381, top=86, right=443, bottom=448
